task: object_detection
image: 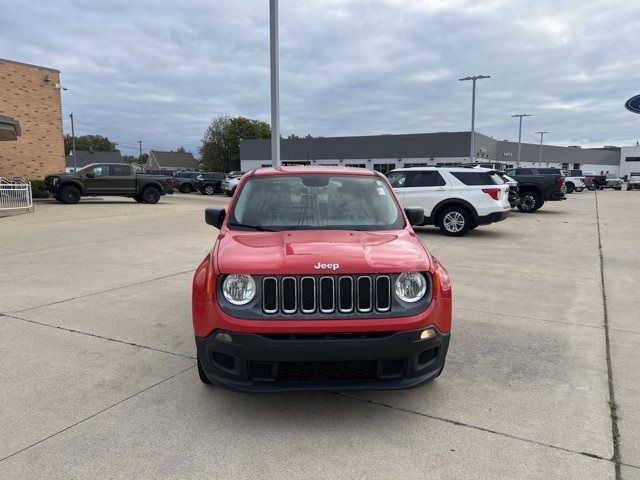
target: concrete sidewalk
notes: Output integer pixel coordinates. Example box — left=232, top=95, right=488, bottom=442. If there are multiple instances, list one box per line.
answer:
left=0, top=192, right=637, bottom=479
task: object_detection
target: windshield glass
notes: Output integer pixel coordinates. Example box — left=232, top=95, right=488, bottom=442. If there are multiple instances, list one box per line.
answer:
left=229, top=174, right=404, bottom=231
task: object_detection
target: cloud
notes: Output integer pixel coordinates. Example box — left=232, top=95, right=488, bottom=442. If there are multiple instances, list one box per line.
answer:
left=1, top=0, right=640, bottom=155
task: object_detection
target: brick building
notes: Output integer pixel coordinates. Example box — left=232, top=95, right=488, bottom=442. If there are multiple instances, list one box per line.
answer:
left=0, top=58, right=65, bottom=179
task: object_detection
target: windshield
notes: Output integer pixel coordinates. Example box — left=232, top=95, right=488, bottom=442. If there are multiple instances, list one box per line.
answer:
left=229, top=174, right=405, bottom=231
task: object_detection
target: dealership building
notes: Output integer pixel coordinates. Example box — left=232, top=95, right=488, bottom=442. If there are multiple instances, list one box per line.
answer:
left=241, top=131, right=638, bottom=177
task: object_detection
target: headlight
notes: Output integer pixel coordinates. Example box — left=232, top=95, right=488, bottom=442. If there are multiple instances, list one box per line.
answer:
left=395, top=272, right=427, bottom=303
left=222, top=274, right=256, bottom=305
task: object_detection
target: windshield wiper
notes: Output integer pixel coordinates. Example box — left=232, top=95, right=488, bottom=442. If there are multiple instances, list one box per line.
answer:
left=227, top=222, right=279, bottom=232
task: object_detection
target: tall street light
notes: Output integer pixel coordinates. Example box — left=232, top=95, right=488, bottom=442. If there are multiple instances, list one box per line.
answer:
left=269, top=0, right=281, bottom=167
left=511, top=114, right=531, bottom=167
left=536, top=131, right=548, bottom=167
left=459, top=75, right=490, bottom=162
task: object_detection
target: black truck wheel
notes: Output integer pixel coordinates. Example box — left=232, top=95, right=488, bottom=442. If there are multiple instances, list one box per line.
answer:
left=59, top=185, right=81, bottom=204
left=517, top=191, right=541, bottom=213
left=438, top=205, right=471, bottom=236
left=142, top=187, right=161, bottom=204
left=566, top=182, right=575, bottom=194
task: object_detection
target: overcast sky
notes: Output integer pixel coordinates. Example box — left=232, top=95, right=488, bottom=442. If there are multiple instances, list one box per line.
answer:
left=2, top=0, right=640, bottom=156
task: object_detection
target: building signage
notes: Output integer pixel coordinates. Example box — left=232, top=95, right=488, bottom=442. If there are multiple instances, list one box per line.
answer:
left=625, top=94, right=640, bottom=114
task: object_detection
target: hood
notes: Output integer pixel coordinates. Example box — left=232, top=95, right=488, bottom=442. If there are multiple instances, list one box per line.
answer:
left=216, top=229, right=431, bottom=275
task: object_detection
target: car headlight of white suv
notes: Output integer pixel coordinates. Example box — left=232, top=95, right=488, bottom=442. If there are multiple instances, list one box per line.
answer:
left=394, top=272, right=427, bottom=303
left=222, top=274, right=256, bottom=305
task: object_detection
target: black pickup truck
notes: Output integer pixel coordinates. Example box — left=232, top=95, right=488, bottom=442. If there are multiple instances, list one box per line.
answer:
left=44, top=163, right=174, bottom=204
left=505, top=168, right=566, bottom=213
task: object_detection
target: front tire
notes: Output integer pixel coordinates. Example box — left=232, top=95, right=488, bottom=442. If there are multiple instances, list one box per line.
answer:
left=59, top=185, right=81, bottom=204
left=438, top=206, right=471, bottom=236
left=203, top=184, right=215, bottom=195
left=142, top=187, right=161, bottom=204
left=517, top=191, right=541, bottom=213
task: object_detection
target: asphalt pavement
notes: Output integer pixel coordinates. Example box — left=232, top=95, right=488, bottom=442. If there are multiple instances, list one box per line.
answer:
left=0, top=190, right=638, bottom=479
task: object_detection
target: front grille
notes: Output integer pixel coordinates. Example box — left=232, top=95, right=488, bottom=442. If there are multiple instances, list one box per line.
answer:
left=278, top=360, right=377, bottom=381
left=262, top=275, right=393, bottom=315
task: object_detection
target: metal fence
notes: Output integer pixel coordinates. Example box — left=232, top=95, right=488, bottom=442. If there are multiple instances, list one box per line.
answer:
left=0, top=178, right=33, bottom=215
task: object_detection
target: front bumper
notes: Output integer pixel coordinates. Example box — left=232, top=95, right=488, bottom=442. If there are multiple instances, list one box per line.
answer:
left=476, top=209, right=510, bottom=225
left=196, top=328, right=450, bottom=392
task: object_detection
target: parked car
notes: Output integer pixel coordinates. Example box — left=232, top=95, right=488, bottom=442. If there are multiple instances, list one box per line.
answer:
left=173, top=171, right=201, bottom=193
left=227, top=171, right=246, bottom=178
left=386, top=167, right=510, bottom=236
left=44, top=163, right=174, bottom=204
left=627, top=176, right=640, bottom=190
left=504, top=168, right=566, bottom=213
left=193, top=167, right=452, bottom=391
left=583, top=173, right=608, bottom=190
left=195, top=172, right=226, bottom=195
left=221, top=176, right=241, bottom=196
left=563, top=175, right=586, bottom=193
left=602, top=178, right=623, bottom=190
left=460, top=161, right=508, bottom=172
left=473, top=166, right=519, bottom=207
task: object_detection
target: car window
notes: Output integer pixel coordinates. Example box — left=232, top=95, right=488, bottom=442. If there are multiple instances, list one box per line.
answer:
left=110, top=164, right=131, bottom=176
left=231, top=175, right=404, bottom=230
left=451, top=171, right=494, bottom=185
left=88, top=165, right=109, bottom=176
left=386, top=171, right=408, bottom=188
left=506, top=169, right=516, bottom=176
left=407, top=171, right=446, bottom=187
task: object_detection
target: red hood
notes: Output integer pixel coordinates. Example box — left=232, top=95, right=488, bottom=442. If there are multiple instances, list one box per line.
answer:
left=215, top=229, right=431, bottom=275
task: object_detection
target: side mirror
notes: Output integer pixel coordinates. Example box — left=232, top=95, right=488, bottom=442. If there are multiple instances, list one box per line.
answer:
left=404, top=207, right=424, bottom=226
left=205, top=208, right=226, bottom=229
left=86, top=173, right=95, bottom=178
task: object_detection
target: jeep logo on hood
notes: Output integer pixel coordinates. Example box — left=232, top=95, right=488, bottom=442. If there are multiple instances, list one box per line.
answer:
left=314, top=262, right=340, bottom=270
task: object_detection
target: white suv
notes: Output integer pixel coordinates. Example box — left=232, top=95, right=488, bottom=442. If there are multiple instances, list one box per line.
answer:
left=386, top=167, right=511, bottom=236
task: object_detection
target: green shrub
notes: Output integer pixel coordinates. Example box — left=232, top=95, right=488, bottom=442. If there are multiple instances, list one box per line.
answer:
left=29, top=179, right=50, bottom=199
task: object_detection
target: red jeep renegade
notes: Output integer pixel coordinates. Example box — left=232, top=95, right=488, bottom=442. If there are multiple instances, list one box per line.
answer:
left=192, top=167, right=451, bottom=391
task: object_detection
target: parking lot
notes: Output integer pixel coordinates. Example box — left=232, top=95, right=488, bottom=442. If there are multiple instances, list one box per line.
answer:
left=0, top=190, right=638, bottom=479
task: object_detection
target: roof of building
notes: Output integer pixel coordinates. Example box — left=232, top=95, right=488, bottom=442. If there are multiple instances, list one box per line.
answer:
left=241, top=132, right=488, bottom=161
left=0, top=115, right=21, bottom=141
left=65, top=150, right=124, bottom=168
left=149, top=150, right=199, bottom=169
left=241, top=131, right=621, bottom=166
left=0, top=57, right=60, bottom=73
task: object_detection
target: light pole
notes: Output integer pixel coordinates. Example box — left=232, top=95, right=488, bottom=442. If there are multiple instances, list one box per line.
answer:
left=69, top=113, right=77, bottom=172
left=511, top=114, right=531, bottom=167
left=459, top=75, right=490, bottom=162
left=269, top=0, right=281, bottom=167
left=536, top=131, right=548, bottom=167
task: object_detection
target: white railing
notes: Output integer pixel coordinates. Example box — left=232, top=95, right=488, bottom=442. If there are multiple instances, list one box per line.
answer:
left=0, top=178, right=33, bottom=215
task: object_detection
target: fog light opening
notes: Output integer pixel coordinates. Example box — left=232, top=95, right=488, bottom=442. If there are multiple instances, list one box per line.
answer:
left=215, top=332, right=233, bottom=343
left=420, top=328, right=436, bottom=340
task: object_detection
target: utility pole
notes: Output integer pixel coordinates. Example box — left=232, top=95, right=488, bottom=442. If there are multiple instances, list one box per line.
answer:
left=536, top=131, right=548, bottom=167
left=138, top=140, right=142, bottom=158
left=511, top=114, right=531, bottom=167
left=269, top=0, right=281, bottom=167
left=70, top=113, right=77, bottom=172
left=459, top=75, right=490, bottom=162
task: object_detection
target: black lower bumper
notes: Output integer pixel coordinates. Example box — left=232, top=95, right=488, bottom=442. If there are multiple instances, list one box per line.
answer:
left=550, top=191, right=566, bottom=201
left=196, top=329, right=450, bottom=392
left=476, top=210, right=510, bottom=225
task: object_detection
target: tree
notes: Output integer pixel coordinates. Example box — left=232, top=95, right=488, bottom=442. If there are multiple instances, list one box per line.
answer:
left=64, top=134, right=116, bottom=155
left=200, top=115, right=271, bottom=172
left=176, top=146, right=187, bottom=153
